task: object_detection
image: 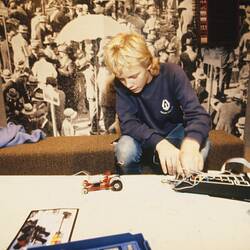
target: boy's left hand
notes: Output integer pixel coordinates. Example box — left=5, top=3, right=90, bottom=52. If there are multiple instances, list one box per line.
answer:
left=180, top=150, right=203, bottom=176
left=180, top=138, right=203, bottom=176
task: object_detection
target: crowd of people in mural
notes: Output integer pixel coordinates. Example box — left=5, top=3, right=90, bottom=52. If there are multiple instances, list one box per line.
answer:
left=0, top=0, right=249, bottom=139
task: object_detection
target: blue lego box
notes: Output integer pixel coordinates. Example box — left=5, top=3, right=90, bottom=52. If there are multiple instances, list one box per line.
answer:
left=28, top=233, right=151, bottom=250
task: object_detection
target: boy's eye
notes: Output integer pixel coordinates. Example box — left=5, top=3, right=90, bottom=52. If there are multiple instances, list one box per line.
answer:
left=129, top=74, right=139, bottom=79
left=118, top=72, right=139, bottom=83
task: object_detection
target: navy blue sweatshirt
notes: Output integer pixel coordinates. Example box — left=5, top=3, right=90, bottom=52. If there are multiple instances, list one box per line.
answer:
left=115, top=63, right=211, bottom=149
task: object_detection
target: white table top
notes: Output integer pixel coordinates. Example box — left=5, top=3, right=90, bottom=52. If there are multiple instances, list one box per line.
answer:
left=1, top=175, right=250, bottom=250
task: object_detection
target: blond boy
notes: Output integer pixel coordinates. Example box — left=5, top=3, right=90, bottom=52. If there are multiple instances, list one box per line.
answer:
left=104, top=33, right=211, bottom=176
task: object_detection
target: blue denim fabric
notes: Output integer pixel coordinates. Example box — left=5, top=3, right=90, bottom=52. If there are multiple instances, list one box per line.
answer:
left=115, top=124, right=210, bottom=174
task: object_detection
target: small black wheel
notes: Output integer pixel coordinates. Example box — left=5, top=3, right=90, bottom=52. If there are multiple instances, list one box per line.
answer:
left=111, top=180, right=123, bottom=191
left=83, top=188, right=88, bottom=194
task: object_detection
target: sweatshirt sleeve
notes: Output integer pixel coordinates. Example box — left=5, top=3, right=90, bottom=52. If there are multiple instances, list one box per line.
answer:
left=172, top=64, right=211, bottom=146
left=115, top=82, right=164, bottom=149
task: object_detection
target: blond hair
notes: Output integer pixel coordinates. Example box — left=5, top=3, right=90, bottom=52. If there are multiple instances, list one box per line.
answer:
left=104, top=32, right=160, bottom=77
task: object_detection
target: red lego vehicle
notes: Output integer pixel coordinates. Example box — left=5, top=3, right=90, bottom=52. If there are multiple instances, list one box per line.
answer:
left=82, top=173, right=123, bottom=194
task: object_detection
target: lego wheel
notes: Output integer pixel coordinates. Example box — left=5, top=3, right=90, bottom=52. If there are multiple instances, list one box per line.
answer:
left=111, top=180, right=123, bottom=191
left=83, top=188, right=88, bottom=194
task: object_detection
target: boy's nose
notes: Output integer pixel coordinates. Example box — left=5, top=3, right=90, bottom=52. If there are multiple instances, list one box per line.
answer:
left=126, top=79, right=134, bottom=88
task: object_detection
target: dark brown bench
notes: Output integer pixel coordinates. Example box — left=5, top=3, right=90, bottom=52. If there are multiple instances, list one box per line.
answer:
left=0, top=130, right=244, bottom=175
left=205, top=130, right=244, bottom=171
left=0, top=134, right=117, bottom=175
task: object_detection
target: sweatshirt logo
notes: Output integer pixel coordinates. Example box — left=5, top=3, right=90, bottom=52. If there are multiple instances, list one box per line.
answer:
left=160, top=99, right=172, bottom=114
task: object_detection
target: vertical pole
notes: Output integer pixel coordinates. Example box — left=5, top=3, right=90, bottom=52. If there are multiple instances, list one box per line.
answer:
left=1, top=16, right=12, bottom=73
left=244, top=62, right=250, bottom=172
left=93, top=40, right=99, bottom=134
left=208, top=64, right=214, bottom=114
left=0, top=82, right=7, bottom=127
left=115, top=0, right=118, bottom=20
left=41, top=0, right=45, bottom=15
left=50, top=103, right=57, bottom=136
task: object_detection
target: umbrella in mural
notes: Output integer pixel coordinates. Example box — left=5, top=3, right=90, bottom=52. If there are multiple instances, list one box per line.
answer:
left=56, top=14, right=129, bottom=134
left=56, top=14, right=129, bottom=44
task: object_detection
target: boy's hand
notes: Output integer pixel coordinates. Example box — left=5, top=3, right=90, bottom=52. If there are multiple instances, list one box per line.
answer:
left=180, top=138, right=203, bottom=176
left=156, top=138, right=203, bottom=177
left=156, top=139, right=184, bottom=176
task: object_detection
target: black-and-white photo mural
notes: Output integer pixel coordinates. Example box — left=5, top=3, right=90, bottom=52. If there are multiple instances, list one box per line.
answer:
left=0, top=0, right=249, bottom=138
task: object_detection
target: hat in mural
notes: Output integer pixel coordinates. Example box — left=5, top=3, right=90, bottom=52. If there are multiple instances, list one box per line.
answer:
left=147, top=32, right=156, bottom=42
left=82, top=4, right=88, bottom=12
left=35, top=7, right=42, bottom=14
left=27, top=75, right=39, bottom=85
left=243, top=53, right=250, bottom=62
left=18, top=25, right=28, bottom=33
left=30, top=39, right=41, bottom=48
left=2, top=69, right=12, bottom=79
left=236, top=117, right=245, bottom=129
left=6, top=17, right=20, bottom=27
left=46, top=76, right=57, bottom=87
left=17, top=60, right=25, bottom=68
left=147, top=5, right=156, bottom=15
left=185, top=37, right=193, bottom=46
left=239, top=64, right=249, bottom=79
left=245, top=5, right=250, bottom=14
left=64, top=108, right=77, bottom=119
left=58, top=44, right=68, bottom=53
left=232, top=93, right=242, bottom=101
left=21, top=103, right=35, bottom=116
left=6, top=88, right=19, bottom=100
left=76, top=4, right=83, bottom=9
left=43, top=35, right=54, bottom=45
left=37, top=49, right=46, bottom=58
left=76, top=49, right=85, bottom=58
left=32, top=87, right=44, bottom=102
left=76, top=3, right=88, bottom=13
left=166, top=42, right=177, bottom=53
left=94, top=4, right=104, bottom=14
left=192, top=68, right=207, bottom=80
left=39, top=15, right=47, bottom=23
left=94, top=0, right=107, bottom=3
left=178, top=0, right=189, bottom=10
left=19, top=67, right=30, bottom=77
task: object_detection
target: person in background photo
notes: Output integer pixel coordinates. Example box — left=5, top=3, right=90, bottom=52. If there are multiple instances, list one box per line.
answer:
left=4, top=87, right=23, bottom=124
left=57, top=44, right=77, bottom=110
left=104, top=32, right=211, bottom=177
left=61, top=108, right=77, bottom=136
left=96, top=55, right=116, bottom=134
left=180, top=36, right=197, bottom=81
left=0, top=34, right=9, bottom=70
left=74, top=48, right=89, bottom=116
left=32, top=50, right=58, bottom=88
left=235, top=116, right=245, bottom=140
left=213, top=93, right=243, bottom=134
left=10, top=25, right=30, bottom=69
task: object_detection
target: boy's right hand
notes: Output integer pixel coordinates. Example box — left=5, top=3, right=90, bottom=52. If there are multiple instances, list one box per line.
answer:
left=156, top=139, right=184, bottom=176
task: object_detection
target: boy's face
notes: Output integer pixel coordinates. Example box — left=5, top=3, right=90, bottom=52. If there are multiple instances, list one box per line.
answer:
left=118, top=65, right=152, bottom=94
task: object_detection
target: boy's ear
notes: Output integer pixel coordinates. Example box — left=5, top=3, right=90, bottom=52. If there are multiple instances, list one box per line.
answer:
left=147, top=64, right=153, bottom=74
left=147, top=64, right=152, bottom=70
